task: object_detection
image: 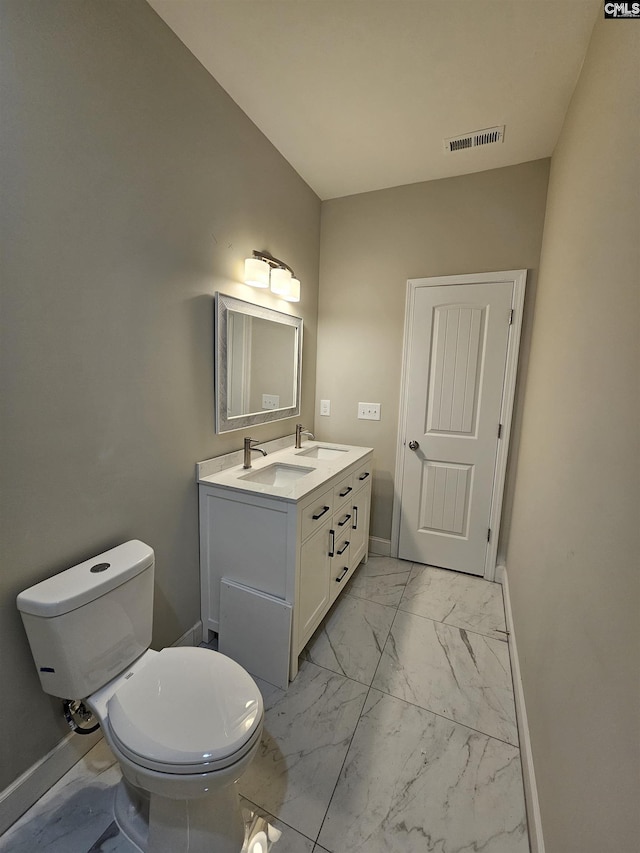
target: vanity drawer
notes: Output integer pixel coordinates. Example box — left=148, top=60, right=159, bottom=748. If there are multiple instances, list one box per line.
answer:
left=330, top=526, right=351, bottom=560
left=301, top=488, right=334, bottom=542
left=333, top=506, right=353, bottom=533
left=333, top=473, right=354, bottom=512
left=354, top=460, right=372, bottom=489
left=330, top=527, right=351, bottom=594
left=330, top=563, right=352, bottom=602
left=330, top=530, right=352, bottom=602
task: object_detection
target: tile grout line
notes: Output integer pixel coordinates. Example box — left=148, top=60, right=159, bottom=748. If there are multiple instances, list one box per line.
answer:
left=370, top=574, right=520, bottom=749
left=298, top=657, right=371, bottom=690
left=343, top=589, right=399, bottom=611
left=239, top=795, right=318, bottom=849
left=358, top=559, right=508, bottom=641
left=312, top=684, right=373, bottom=849
left=367, top=682, right=521, bottom=750
left=395, top=604, right=509, bottom=643
left=311, top=559, right=410, bottom=850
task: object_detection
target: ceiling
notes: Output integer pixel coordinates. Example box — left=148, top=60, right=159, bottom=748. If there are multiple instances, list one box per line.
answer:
left=148, top=0, right=600, bottom=200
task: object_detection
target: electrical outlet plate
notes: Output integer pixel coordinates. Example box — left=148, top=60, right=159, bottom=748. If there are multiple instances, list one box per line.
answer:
left=358, top=402, right=381, bottom=420
left=262, top=394, right=280, bottom=410
left=320, top=399, right=331, bottom=416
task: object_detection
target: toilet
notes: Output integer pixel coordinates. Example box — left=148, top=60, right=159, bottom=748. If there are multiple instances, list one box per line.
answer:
left=16, top=540, right=264, bottom=853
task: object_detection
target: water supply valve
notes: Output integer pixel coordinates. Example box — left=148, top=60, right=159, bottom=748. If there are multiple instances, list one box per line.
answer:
left=62, top=699, right=100, bottom=735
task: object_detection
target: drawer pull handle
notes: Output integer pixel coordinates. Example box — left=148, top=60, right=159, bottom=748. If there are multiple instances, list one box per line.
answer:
left=337, top=540, right=350, bottom=556
left=358, top=471, right=370, bottom=481
left=338, top=513, right=351, bottom=527
left=353, top=506, right=358, bottom=530
left=329, top=529, right=335, bottom=557
left=336, top=567, right=349, bottom=583
left=312, top=505, right=330, bottom=520
left=339, top=486, right=353, bottom=498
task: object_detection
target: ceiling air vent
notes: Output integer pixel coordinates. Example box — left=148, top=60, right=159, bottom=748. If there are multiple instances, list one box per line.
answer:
left=444, top=125, right=505, bottom=154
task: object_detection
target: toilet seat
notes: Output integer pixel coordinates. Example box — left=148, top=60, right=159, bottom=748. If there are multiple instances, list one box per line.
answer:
left=107, top=647, right=264, bottom=775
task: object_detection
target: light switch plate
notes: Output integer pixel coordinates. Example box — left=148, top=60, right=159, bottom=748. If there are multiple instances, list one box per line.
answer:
left=358, top=402, right=381, bottom=420
left=320, top=399, right=331, bottom=416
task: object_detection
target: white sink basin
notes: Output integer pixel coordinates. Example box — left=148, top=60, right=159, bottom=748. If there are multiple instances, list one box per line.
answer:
left=240, top=463, right=315, bottom=486
left=296, top=445, right=348, bottom=460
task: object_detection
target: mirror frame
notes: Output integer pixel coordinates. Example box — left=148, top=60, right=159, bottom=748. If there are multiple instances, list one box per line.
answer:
left=214, top=292, right=303, bottom=433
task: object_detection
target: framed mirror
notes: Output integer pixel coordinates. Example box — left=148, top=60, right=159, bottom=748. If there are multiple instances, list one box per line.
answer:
left=214, top=293, right=303, bottom=433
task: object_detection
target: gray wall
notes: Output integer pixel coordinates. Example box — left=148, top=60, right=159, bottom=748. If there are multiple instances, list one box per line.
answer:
left=315, top=159, right=550, bottom=553
left=0, top=0, right=320, bottom=790
left=506, top=18, right=639, bottom=852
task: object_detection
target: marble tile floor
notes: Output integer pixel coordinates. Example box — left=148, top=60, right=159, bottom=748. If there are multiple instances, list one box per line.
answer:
left=0, top=557, right=529, bottom=853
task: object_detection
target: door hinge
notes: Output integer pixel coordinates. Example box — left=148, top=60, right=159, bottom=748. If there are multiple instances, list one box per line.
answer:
left=498, top=423, right=503, bottom=439
left=509, top=309, right=514, bottom=325
left=487, top=528, right=491, bottom=543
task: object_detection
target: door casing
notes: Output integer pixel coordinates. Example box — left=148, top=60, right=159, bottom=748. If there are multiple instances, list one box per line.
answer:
left=391, top=270, right=527, bottom=581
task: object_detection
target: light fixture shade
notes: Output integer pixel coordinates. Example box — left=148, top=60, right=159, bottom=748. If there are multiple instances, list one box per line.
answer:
left=282, top=277, right=301, bottom=302
left=270, top=266, right=293, bottom=296
left=244, top=257, right=270, bottom=288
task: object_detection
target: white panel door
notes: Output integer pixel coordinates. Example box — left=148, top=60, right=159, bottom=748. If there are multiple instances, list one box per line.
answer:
left=398, top=281, right=513, bottom=575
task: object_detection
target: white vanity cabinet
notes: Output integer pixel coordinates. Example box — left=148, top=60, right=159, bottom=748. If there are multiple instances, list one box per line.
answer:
left=198, top=444, right=372, bottom=686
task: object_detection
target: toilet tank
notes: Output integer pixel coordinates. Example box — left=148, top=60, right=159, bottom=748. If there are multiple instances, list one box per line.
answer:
left=17, top=540, right=154, bottom=700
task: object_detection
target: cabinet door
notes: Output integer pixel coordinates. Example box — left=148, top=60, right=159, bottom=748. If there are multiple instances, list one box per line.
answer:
left=350, top=480, right=371, bottom=568
left=297, top=521, right=332, bottom=650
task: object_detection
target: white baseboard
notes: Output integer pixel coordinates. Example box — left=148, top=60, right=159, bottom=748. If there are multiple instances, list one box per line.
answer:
left=172, top=619, right=204, bottom=648
left=0, top=620, right=204, bottom=835
left=369, top=536, right=392, bottom=557
left=501, top=566, right=545, bottom=853
left=0, top=727, right=102, bottom=836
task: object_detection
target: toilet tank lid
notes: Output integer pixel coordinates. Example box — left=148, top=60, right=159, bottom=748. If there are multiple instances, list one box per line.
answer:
left=17, top=540, right=154, bottom=618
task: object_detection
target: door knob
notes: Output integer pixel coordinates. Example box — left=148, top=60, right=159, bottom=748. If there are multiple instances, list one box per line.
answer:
left=408, top=440, right=420, bottom=450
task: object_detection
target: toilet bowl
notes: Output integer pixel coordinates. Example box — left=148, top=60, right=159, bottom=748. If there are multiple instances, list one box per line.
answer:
left=91, top=646, right=264, bottom=852
left=17, top=540, right=264, bottom=853
left=88, top=646, right=264, bottom=852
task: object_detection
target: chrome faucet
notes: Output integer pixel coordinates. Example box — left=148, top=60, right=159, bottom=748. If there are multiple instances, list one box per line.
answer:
left=295, top=423, right=315, bottom=449
left=243, top=437, right=267, bottom=469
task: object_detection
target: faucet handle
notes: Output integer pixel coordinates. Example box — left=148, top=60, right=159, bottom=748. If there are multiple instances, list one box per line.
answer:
left=242, top=437, right=267, bottom=467
left=295, top=424, right=314, bottom=448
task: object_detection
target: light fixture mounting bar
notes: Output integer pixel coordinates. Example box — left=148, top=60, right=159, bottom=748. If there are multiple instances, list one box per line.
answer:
left=252, top=249, right=295, bottom=277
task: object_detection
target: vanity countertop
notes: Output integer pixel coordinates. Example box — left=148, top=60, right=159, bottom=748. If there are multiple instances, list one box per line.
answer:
left=197, top=441, right=373, bottom=503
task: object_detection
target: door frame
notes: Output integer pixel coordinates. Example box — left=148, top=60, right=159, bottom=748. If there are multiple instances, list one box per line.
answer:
left=391, top=270, right=527, bottom=581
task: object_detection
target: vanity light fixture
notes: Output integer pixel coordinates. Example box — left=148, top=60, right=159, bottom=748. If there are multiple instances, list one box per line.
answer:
left=270, top=266, right=292, bottom=296
left=243, top=256, right=270, bottom=288
left=244, top=250, right=300, bottom=302
left=284, top=276, right=300, bottom=303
